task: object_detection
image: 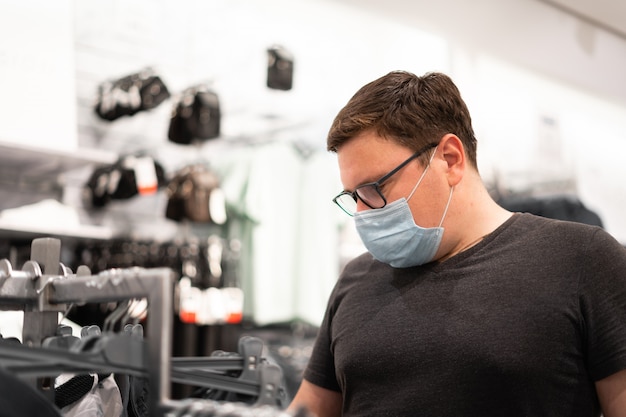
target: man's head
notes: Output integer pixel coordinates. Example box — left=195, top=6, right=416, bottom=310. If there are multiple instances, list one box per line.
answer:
left=327, top=71, right=478, bottom=170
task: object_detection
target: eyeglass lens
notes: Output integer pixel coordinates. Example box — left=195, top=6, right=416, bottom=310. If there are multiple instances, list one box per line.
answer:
left=335, top=184, right=385, bottom=215
left=356, top=185, right=385, bottom=208
left=335, top=193, right=358, bottom=215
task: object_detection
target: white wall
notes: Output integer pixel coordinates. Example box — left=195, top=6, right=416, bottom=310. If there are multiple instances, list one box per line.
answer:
left=331, top=0, right=626, bottom=108
left=0, top=0, right=77, bottom=151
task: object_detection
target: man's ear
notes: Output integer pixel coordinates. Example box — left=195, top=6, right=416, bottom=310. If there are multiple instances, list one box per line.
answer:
left=439, top=134, right=465, bottom=187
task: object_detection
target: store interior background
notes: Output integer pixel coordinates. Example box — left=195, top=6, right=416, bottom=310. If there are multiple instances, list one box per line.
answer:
left=1, top=0, right=626, bottom=368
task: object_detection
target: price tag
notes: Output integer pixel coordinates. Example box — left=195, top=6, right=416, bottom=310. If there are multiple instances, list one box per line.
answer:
left=133, top=156, right=158, bottom=195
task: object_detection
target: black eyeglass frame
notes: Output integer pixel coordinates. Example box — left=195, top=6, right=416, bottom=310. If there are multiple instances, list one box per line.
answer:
left=333, top=142, right=438, bottom=216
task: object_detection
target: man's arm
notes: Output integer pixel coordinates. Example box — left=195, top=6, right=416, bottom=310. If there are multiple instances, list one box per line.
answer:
left=288, top=379, right=342, bottom=417
left=597, top=368, right=626, bottom=417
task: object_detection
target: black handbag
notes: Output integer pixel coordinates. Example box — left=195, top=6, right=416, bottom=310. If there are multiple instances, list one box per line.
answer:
left=94, top=68, right=170, bottom=121
left=267, top=45, right=294, bottom=91
left=84, top=155, right=166, bottom=208
left=168, top=85, right=221, bottom=145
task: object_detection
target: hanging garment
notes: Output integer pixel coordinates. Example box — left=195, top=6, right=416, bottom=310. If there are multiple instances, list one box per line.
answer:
left=0, top=366, right=63, bottom=417
left=55, top=373, right=124, bottom=417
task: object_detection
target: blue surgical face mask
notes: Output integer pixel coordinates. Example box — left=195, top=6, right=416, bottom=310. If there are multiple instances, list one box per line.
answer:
left=354, top=151, right=453, bottom=268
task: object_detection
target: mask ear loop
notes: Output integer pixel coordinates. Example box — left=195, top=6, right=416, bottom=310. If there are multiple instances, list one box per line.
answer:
left=407, top=147, right=438, bottom=202
left=438, top=186, right=454, bottom=227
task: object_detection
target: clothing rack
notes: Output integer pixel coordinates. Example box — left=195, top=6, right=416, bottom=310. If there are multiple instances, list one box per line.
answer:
left=0, top=237, right=304, bottom=417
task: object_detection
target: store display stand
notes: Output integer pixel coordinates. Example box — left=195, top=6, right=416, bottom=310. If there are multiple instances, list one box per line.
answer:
left=0, top=237, right=304, bottom=417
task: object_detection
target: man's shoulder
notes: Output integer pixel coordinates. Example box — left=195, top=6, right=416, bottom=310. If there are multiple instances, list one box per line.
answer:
left=506, top=212, right=618, bottom=252
left=512, top=212, right=600, bottom=232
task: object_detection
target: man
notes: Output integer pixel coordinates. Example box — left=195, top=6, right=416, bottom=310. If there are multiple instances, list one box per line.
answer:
left=288, top=71, right=626, bottom=416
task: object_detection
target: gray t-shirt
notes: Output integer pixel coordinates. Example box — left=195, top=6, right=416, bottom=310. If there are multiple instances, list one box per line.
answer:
left=304, top=213, right=626, bottom=416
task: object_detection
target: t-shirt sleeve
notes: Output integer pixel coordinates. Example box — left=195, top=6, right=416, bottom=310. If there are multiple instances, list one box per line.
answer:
left=580, top=228, right=626, bottom=381
left=302, top=288, right=342, bottom=392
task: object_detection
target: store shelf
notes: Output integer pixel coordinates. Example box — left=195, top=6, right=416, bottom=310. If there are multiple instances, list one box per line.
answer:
left=0, top=141, right=119, bottom=241
left=0, top=141, right=117, bottom=183
left=0, top=220, right=116, bottom=241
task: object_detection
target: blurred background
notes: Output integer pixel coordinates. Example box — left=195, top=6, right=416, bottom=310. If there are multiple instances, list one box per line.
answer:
left=0, top=0, right=625, bottom=379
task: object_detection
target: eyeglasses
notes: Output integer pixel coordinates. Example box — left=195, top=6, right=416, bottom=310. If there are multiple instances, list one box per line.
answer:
left=333, top=143, right=437, bottom=216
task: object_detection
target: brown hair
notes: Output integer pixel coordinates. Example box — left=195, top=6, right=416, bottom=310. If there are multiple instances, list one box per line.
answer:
left=327, top=71, right=478, bottom=168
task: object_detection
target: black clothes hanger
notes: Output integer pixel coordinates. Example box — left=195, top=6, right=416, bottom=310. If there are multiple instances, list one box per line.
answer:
left=171, top=336, right=287, bottom=408
left=42, top=325, right=80, bottom=351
